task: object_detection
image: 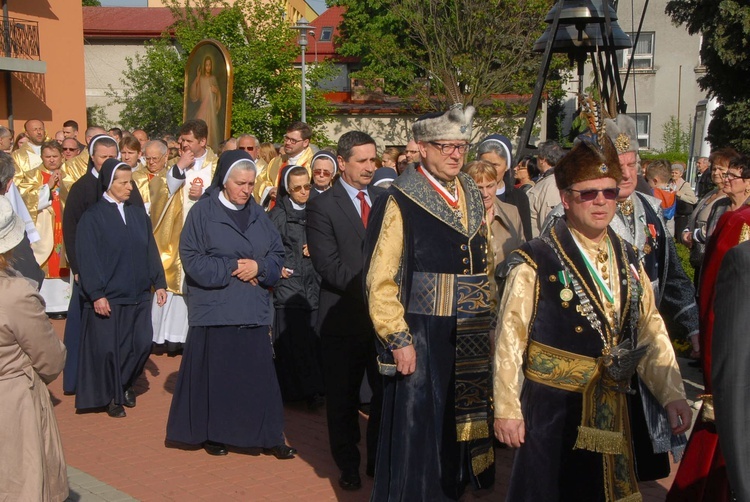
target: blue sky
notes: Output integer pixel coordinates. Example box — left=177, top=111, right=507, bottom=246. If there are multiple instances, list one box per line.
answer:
left=98, top=0, right=328, bottom=15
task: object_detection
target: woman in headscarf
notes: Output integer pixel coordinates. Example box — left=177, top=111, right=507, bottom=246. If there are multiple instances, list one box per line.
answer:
left=0, top=196, right=68, bottom=501
left=308, top=150, right=337, bottom=200
left=269, top=165, right=324, bottom=409
left=166, top=150, right=295, bottom=459
left=74, top=159, right=167, bottom=418
left=477, top=134, right=532, bottom=240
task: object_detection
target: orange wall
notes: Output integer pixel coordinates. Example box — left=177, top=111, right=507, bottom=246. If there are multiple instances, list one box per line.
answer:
left=0, top=0, right=87, bottom=137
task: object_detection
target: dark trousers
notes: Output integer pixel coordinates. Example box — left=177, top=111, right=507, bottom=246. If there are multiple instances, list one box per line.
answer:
left=321, top=333, right=382, bottom=475
left=62, top=281, right=82, bottom=393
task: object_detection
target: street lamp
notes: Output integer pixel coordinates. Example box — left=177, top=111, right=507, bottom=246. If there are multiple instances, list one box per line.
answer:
left=291, top=17, right=314, bottom=123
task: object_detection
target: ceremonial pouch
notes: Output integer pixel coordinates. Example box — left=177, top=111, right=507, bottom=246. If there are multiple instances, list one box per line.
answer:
left=376, top=347, right=397, bottom=376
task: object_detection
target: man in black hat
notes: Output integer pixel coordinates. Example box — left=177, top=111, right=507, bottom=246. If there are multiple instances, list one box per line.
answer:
left=494, top=133, right=691, bottom=501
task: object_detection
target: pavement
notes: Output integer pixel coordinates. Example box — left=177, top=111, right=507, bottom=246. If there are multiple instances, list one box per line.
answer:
left=45, top=319, right=704, bottom=501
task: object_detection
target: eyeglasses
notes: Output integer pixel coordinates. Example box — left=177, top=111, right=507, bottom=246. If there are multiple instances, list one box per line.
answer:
left=62, top=147, right=79, bottom=152
left=721, top=172, right=744, bottom=181
left=567, top=187, right=620, bottom=201
left=289, top=183, right=312, bottom=193
left=238, top=146, right=255, bottom=151
left=283, top=136, right=304, bottom=145
left=428, top=142, right=471, bottom=155
left=313, top=169, right=333, bottom=176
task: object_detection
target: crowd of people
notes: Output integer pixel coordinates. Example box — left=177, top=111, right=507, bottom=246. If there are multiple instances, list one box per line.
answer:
left=1, top=96, right=749, bottom=502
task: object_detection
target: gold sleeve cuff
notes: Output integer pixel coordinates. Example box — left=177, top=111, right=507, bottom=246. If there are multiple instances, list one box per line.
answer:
left=636, top=264, right=687, bottom=406
left=386, top=331, right=413, bottom=349
left=366, top=196, right=411, bottom=344
left=494, top=262, right=536, bottom=419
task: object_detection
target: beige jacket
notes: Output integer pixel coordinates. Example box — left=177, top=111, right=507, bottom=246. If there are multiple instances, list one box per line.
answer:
left=489, top=198, right=525, bottom=266
left=0, top=268, right=68, bottom=501
left=527, top=173, right=561, bottom=237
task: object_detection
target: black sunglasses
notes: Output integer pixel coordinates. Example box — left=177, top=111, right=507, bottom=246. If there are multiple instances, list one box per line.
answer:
left=567, top=187, right=620, bottom=202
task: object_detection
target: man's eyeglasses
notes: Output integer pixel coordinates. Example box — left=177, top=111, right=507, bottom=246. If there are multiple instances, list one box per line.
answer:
left=289, top=183, right=312, bottom=193
left=428, top=142, right=471, bottom=155
left=567, top=187, right=620, bottom=201
left=62, top=147, right=79, bottom=152
left=283, top=136, right=304, bottom=145
left=238, top=146, right=255, bottom=151
left=313, top=169, right=332, bottom=176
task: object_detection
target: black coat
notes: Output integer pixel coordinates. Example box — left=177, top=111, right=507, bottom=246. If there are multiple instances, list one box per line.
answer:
left=306, top=180, right=384, bottom=337
left=269, top=196, right=320, bottom=310
left=63, top=170, right=144, bottom=275
left=499, top=171, right=532, bottom=241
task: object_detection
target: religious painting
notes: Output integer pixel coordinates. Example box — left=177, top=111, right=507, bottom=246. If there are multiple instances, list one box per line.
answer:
left=183, top=39, right=233, bottom=153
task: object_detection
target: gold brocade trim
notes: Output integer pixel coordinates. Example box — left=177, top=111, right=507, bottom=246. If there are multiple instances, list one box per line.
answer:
left=739, top=223, right=750, bottom=243
left=524, top=340, right=597, bottom=393
left=456, top=419, right=489, bottom=442
left=471, top=448, right=495, bottom=475
left=574, top=426, right=625, bottom=454
left=698, top=394, right=715, bottom=422
left=513, top=248, right=537, bottom=269
left=615, top=494, right=642, bottom=502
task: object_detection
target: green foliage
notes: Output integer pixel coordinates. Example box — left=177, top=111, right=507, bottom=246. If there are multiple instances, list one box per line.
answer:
left=82, top=0, right=101, bottom=6
left=108, top=38, right=184, bottom=136
left=639, top=151, right=688, bottom=165
left=660, top=115, right=692, bottom=155
left=86, top=105, right=111, bottom=130
left=109, top=0, right=333, bottom=142
left=666, top=0, right=750, bottom=151
left=674, top=242, right=694, bottom=283
left=334, top=0, right=570, bottom=135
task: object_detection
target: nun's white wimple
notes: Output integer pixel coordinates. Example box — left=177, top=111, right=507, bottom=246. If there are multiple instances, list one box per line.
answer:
left=89, top=135, right=120, bottom=157
left=222, top=159, right=256, bottom=185
left=108, top=162, right=131, bottom=191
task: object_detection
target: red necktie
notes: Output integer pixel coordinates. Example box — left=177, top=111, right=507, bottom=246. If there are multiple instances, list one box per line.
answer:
left=357, top=191, right=370, bottom=228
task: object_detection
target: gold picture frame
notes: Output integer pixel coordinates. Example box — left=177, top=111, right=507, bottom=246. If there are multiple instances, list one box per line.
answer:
left=183, top=39, right=233, bottom=153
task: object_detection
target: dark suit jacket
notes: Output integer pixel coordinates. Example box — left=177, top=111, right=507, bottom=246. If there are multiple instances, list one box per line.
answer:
left=712, top=240, right=750, bottom=502
left=306, top=179, right=384, bottom=338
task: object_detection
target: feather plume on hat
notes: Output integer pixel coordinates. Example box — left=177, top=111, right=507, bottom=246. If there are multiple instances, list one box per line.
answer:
left=554, top=95, right=622, bottom=189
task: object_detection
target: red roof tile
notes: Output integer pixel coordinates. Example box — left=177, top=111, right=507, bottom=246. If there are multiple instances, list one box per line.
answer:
left=296, top=6, right=348, bottom=63
left=83, top=6, right=222, bottom=39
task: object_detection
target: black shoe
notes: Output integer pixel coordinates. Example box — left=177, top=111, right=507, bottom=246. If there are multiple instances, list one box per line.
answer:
left=106, top=401, right=126, bottom=418
left=48, top=313, right=67, bottom=320
left=123, top=388, right=136, bottom=408
left=338, top=470, right=361, bottom=490
left=203, top=441, right=228, bottom=456
left=263, top=444, right=297, bottom=460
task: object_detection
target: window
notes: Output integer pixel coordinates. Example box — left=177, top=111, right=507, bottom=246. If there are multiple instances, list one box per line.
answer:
left=319, top=27, right=333, bottom=42
left=618, top=32, right=654, bottom=70
left=627, top=113, right=651, bottom=149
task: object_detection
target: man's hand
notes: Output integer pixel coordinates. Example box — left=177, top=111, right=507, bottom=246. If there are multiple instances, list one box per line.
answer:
left=176, top=147, right=195, bottom=170
left=665, top=399, right=693, bottom=435
left=681, top=231, right=693, bottom=248
left=47, top=171, right=59, bottom=189
left=281, top=267, right=293, bottom=279
left=232, top=259, right=259, bottom=282
left=392, top=345, right=416, bottom=375
left=155, top=288, right=168, bottom=307
left=494, top=418, right=525, bottom=448
left=188, top=182, right=203, bottom=200
left=268, top=187, right=278, bottom=201
left=302, top=244, right=310, bottom=257
left=93, top=297, right=111, bottom=317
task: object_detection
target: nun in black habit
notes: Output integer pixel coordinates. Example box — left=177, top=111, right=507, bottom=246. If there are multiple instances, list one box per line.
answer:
left=74, top=159, right=166, bottom=417
left=165, top=150, right=296, bottom=459
left=62, top=135, right=145, bottom=394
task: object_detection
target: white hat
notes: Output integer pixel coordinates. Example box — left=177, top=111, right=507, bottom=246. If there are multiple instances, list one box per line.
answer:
left=412, top=104, right=475, bottom=143
left=0, top=196, right=24, bottom=254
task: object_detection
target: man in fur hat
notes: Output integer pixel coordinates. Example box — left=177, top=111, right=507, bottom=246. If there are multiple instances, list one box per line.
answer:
left=365, top=105, right=495, bottom=500
left=494, top=133, right=691, bottom=501
left=605, top=115, right=699, bottom=349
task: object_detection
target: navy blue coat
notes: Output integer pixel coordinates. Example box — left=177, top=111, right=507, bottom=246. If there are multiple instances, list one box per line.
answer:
left=179, top=190, right=284, bottom=327
left=76, top=199, right=165, bottom=305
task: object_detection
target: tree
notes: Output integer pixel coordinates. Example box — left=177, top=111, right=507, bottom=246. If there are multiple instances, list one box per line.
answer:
left=666, top=0, right=750, bottom=151
left=334, top=0, right=569, bottom=137
left=82, top=0, right=101, bottom=6
left=661, top=115, right=692, bottom=155
left=109, top=0, right=333, bottom=142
